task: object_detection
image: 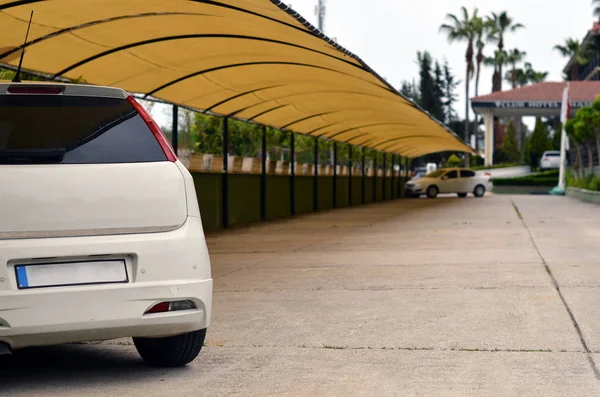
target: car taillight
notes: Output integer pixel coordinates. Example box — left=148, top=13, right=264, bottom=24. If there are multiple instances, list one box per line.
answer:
left=7, top=86, right=63, bottom=94
left=144, top=300, right=196, bottom=314
left=127, top=96, right=177, bottom=162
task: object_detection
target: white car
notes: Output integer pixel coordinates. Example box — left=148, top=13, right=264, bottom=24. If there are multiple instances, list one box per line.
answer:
left=405, top=168, right=492, bottom=198
left=539, top=150, right=561, bottom=170
left=0, top=82, right=212, bottom=367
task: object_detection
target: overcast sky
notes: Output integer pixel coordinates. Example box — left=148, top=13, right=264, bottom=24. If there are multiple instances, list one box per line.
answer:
left=287, top=0, right=595, bottom=119
left=153, top=0, right=596, bottom=127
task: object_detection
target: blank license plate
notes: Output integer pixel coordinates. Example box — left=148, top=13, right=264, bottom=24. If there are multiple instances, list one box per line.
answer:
left=15, top=260, right=128, bottom=289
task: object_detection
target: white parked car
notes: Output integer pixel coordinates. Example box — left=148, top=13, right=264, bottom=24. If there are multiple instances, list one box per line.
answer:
left=0, top=82, right=212, bottom=367
left=405, top=168, right=492, bottom=199
left=539, top=150, right=561, bottom=170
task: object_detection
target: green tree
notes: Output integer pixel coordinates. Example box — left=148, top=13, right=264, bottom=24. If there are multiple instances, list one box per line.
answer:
left=593, top=0, right=600, bottom=22
left=484, top=49, right=508, bottom=93
left=553, top=38, right=597, bottom=81
left=439, top=6, right=478, bottom=144
left=500, top=120, right=521, bottom=163
left=526, top=118, right=551, bottom=170
left=416, top=51, right=444, bottom=121
left=442, top=60, right=459, bottom=124
left=400, top=79, right=420, bottom=104
left=472, top=16, right=496, bottom=97
left=565, top=118, right=585, bottom=177
left=432, top=60, right=446, bottom=122
left=486, top=11, right=525, bottom=92
left=505, top=48, right=527, bottom=88
left=446, top=154, right=463, bottom=167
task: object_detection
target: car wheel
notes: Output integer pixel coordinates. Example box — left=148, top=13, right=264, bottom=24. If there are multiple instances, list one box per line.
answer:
left=457, top=193, right=468, bottom=198
left=134, top=329, right=206, bottom=368
left=474, top=185, right=485, bottom=198
left=426, top=185, right=438, bottom=199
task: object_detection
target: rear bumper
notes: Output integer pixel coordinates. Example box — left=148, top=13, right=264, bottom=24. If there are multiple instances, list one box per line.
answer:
left=0, top=216, right=212, bottom=349
left=0, top=279, right=212, bottom=349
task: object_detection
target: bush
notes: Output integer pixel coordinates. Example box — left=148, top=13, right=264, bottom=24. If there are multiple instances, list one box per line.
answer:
left=501, top=121, right=522, bottom=163
left=493, top=170, right=559, bottom=187
left=446, top=154, right=462, bottom=167
left=472, top=163, right=522, bottom=171
left=588, top=176, right=600, bottom=191
left=493, top=177, right=558, bottom=186
left=565, top=169, right=600, bottom=191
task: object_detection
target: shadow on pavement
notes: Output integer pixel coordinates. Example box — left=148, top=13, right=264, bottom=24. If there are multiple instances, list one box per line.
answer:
left=0, top=344, right=191, bottom=393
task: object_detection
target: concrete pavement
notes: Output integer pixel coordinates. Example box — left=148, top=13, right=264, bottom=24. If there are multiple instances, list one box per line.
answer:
left=2, top=194, right=600, bottom=396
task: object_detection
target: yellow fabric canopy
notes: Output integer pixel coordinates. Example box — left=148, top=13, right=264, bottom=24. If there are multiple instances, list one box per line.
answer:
left=0, top=0, right=473, bottom=157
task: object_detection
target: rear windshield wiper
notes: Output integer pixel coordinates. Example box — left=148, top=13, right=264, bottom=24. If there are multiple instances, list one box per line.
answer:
left=0, top=148, right=66, bottom=163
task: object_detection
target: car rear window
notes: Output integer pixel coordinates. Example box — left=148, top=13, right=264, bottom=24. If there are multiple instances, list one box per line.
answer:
left=544, top=152, right=560, bottom=157
left=0, top=95, right=167, bottom=164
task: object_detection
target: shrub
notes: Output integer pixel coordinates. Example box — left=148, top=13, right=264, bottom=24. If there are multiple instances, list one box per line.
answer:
left=501, top=121, right=522, bottom=163
left=588, top=176, right=600, bottom=191
left=492, top=170, right=559, bottom=187
left=446, top=154, right=462, bottom=167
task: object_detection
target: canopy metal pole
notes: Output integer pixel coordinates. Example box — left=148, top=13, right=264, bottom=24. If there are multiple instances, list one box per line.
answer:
left=171, top=105, right=178, bottom=155
left=261, top=125, right=267, bottom=221
left=332, top=142, right=337, bottom=208
left=362, top=147, right=366, bottom=204
left=391, top=154, right=395, bottom=199
left=290, top=132, right=296, bottom=216
left=348, top=144, right=353, bottom=206
left=313, top=137, right=319, bottom=212
left=382, top=152, right=387, bottom=200
left=373, top=152, right=377, bottom=202
left=222, top=117, right=229, bottom=228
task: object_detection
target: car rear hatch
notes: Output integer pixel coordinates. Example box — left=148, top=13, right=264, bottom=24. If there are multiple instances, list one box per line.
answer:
left=0, top=83, right=187, bottom=239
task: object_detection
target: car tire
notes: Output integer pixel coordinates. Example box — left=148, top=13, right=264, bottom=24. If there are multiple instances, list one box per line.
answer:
left=457, top=193, right=468, bottom=198
left=474, top=185, right=486, bottom=198
left=134, top=329, right=206, bottom=368
left=426, top=185, right=438, bottom=199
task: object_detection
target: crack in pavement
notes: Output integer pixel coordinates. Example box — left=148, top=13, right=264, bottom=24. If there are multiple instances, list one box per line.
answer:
left=202, top=343, right=588, bottom=353
left=511, top=199, right=600, bottom=380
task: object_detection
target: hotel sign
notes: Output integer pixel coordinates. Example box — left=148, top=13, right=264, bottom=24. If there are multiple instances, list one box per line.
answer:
left=475, top=100, right=592, bottom=109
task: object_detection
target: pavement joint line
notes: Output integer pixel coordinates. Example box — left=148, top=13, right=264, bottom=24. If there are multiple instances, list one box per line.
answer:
left=200, top=344, right=587, bottom=353
left=213, top=286, right=550, bottom=293
left=511, top=199, right=600, bottom=380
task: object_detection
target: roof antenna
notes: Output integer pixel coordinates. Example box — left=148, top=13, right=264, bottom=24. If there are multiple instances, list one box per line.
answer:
left=12, top=10, right=34, bottom=83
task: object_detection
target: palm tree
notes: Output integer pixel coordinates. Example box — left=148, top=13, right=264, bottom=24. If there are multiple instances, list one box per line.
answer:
left=593, top=0, right=600, bottom=22
left=440, top=6, right=478, bottom=147
left=487, top=12, right=525, bottom=91
left=505, top=48, right=527, bottom=89
left=472, top=17, right=496, bottom=97
left=526, top=66, right=548, bottom=84
left=484, top=50, right=508, bottom=92
left=554, top=38, right=597, bottom=80
left=504, top=68, right=528, bottom=87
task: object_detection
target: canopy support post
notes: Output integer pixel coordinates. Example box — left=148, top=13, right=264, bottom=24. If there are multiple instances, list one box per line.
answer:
left=290, top=131, right=295, bottom=216
left=382, top=152, right=386, bottom=200
left=362, top=147, right=366, bottom=204
left=348, top=144, right=353, bottom=206
left=261, top=125, right=267, bottom=221
left=332, top=141, right=337, bottom=208
left=313, top=137, right=318, bottom=212
left=373, top=152, right=377, bottom=202
left=391, top=154, right=395, bottom=199
left=222, top=117, right=229, bottom=228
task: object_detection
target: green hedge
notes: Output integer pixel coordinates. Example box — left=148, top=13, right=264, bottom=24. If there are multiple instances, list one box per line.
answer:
left=567, top=172, right=600, bottom=191
left=492, top=177, right=558, bottom=186
left=472, top=163, right=523, bottom=171
left=492, top=170, right=558, bottom=187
